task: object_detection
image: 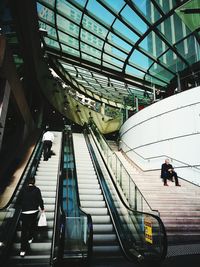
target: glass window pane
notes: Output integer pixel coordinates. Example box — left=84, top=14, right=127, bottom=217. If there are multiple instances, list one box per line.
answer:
left=38, top=6, right=54, bottom=24
left=149, top=64, right=174, bottom=82
left=104, top=0, right=124, bottom=13
left=145, top=74, right=168, bottom=87
left=44, top=37, right=59, bottom=49
left=133, top=0, right=162, bottom=23
left=153, top=0, right=174, bottom=13
left=103, top=62, right=122, bottom=71
left=39, top=21, right=57, bottom=39
left=104, top=43, right=127, bottom=61
left=129, top=50, right=151, bottom=69
left=82, top=52, right=101, bottom=64
left=108, top=32, right=131, bottom=53
left=145, top=31, right=168, bottom=57
left=103, top=54, right=123, bottom=69
left=157, top=15, right=188, bottom=46
left=175, top=35, right=199, bottom=65
left=87, top=0, right=115, bottom=25
left=37, top=1, right=55, bottom=10
left=57, top=15, right=79, bottom=37
left=82, top=15, right=108, bottom=38
left=57, top=1, right=82, bottom=24
left=113, top=19, right=139, bottom=43
left=121, top=5, right=147, bottom=34
left=126, top=65, right=145, bottom=78
left=62, top=44, right=80, bottom=56
left=73, top=0, right=87, bottom=7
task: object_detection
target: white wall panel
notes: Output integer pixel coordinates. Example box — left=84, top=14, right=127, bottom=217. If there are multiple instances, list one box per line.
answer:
left=120, top=86, right=200, bottom=185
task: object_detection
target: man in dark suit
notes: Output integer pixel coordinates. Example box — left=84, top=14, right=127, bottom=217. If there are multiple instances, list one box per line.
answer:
left=161, top=159, right=181, bottom=186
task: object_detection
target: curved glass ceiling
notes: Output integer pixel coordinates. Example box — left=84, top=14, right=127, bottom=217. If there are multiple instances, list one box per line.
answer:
left=37, top=0, right=200, bottom=104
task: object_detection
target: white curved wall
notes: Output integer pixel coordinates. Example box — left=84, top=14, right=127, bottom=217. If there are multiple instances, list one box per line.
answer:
left=119, top=86, right=200, bottom=185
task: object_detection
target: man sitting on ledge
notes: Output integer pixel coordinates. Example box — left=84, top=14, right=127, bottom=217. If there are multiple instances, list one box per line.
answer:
left=161, top=159, right=181, bottom=186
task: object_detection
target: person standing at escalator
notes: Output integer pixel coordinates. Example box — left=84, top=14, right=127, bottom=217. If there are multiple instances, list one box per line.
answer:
left=18, top=177, right=44, bottom=257
left=42, top=130, right=54, bottom=161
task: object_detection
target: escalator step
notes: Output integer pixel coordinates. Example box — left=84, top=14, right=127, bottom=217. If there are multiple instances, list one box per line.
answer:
left=93, top=234, right=117, bottom=244
left=15, top=230, right=53, bottom=241
left=12, top=242, right=51, bottom=254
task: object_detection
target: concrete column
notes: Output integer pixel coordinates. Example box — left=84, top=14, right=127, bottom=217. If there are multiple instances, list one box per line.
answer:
left=153, top=85, right=156, bottom=101
left=135, top=96, right=139, bottom=112
left=177, top=72, right=181, bottom=92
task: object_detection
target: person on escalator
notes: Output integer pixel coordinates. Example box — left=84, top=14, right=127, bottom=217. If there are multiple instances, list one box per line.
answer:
left=42, top=130, right=54, bottom=161
left=18, top=177, right=44, bottom=257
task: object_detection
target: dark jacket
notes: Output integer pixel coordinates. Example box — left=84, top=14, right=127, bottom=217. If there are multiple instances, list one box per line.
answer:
left=161, top=163, right=173, bottom=178
left=18, top=185, right=44, bottom=212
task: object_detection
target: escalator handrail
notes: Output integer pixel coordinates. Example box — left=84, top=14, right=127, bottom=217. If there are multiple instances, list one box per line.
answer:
left=89, top=122, right=160, bottom=214
left=65, top=130, right=93, bottom=262
left=50, top=131, right=66, bottom=266
left=84, top=131, right=140, bottom=261
left=71, top=131, right=93, bottom=258
left=84, top=128, right=168, bottom=263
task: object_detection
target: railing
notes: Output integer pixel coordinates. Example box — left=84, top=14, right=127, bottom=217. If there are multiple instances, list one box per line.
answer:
left=121, top=138, right=200, bottom=169
left=64, top=216, right=91, bottom=260
left=50, top=132, right=66, bottom=266
left=62, top=129, right=93, bottom=264
left=120, top=139, right=200, bottom=187
left=88, top=122, right=159, bottom=215
left=84, top=129, right=167, bottom=265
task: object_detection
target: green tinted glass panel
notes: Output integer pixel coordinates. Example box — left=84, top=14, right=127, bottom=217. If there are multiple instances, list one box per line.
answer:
left=126, top=65, right=145, bottom=78
left=87, top=0, right=115, bottom=25
left=149, top=64, right=174, bottom=82
left=175, top=0, right=200, bottom=32
left=129, top=50, right=152, bottom=69
left=175, top=35, right=199, bottom=64
left=121, top=5, right=147, bottom=34
left=113, top=19, right=139, bottom=43
left=36, top=0, right=199, bottom=103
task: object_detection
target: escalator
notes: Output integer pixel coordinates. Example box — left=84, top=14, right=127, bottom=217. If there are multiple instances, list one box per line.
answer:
left=73, top=133, right=121, bottom=260
left=72, top=130, right=167, bottom=266
left=62, top=128, right=92, bottom=266
left=0, top=131, right=63, bottom=267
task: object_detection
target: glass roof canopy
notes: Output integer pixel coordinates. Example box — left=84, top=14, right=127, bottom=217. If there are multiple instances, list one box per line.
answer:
left=36, top=0, right=200, bottom=105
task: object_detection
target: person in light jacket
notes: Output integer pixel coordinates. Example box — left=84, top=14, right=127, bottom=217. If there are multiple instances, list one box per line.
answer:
left=18, top=177, right=44, bottom=257
left=42, top=130, right=54, bottom=161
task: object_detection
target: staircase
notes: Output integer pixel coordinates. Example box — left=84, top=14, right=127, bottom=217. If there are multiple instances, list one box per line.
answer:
left=7, top=131, right=62, bottom=266
left=115, top=151, right=200, bottom=254
left=72, top=133, right=121, bottom=262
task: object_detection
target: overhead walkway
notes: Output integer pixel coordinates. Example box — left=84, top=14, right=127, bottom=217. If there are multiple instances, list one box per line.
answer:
left=72, top=131, right=167, bottom=266
left=0, top=131, right=63, bottom=267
